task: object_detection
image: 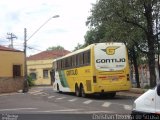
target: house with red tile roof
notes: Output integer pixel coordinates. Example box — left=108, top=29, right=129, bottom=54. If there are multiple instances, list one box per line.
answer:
left=27, top=50, right=70, bottom=85
left=0, top=45, right=24, bottom=93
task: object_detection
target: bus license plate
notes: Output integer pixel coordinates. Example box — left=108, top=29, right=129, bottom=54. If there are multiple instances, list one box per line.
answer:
left=110, top=76, right=118, bottom=81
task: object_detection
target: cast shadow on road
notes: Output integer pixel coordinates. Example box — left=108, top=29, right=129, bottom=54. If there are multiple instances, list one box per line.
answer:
left=54, top=91, right=133, bottom=100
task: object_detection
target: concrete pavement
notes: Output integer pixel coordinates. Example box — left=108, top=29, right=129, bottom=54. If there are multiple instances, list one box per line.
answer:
left=29, top=86, right=145, bottom=98
left=117, top=88, right=147, bottom=98
left=0, top=85, right=146, bottom=98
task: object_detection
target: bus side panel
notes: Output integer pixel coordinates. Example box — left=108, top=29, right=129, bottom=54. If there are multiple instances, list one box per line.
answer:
left=64, top=66, right=93, bottom=93
left=53, top=70, right=71, bottom=92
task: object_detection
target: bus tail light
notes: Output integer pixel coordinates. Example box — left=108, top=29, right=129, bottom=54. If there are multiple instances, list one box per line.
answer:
left=127, top=74, right=130, bottom=81
left=93, top=76, right=97, bottom=83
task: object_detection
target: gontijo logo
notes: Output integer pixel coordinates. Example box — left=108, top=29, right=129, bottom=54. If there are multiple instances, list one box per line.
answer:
left=102, top=46, right=120, bottom=55
left=96, top=46, right=125, bottom=64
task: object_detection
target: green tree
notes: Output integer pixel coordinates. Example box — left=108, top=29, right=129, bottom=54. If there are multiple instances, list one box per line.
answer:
left=86, top=0, right=160, bottom=87
left=46, top=45, right=64, bottom=51
left=27, top=76, right=35, bottom=87
left=73, top=43, right=84, bottom=51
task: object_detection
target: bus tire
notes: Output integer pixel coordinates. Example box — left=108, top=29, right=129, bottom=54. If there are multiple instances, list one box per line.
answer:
left=108, top=92, right=116, bottom=98
left=81, top=85, right=86, bottom=98
left=75, top=84, right=81, bottom=97
left=57, top=84, right=62, bottom=93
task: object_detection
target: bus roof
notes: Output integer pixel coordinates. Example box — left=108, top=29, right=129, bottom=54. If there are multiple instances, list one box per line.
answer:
left=53, top=42, right=125, bottom=62
left=53, top=44, right=94, bottom=62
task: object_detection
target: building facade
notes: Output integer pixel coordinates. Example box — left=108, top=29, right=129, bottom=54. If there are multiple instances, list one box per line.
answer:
left=27, top=50, right=70, bottom=85
left=0, top=45, right=24, bottom=93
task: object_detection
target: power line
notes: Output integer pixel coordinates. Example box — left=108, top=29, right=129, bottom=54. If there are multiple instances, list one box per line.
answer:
left=27, top=46, right=42, bottom=52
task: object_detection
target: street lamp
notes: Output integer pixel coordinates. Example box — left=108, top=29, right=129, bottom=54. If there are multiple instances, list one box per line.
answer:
left=27, top=15, right=60, bottom=41
left=23, top=15, right=60, bottom=93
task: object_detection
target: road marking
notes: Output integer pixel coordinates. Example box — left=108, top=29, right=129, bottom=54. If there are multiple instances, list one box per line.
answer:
left=41, top=94, right=48, bottom=96
left=29, top=90, right=42, bottom=94
left=56, top=97, right=66, bottom=100
left=124, top=105, right=132, bottom=110
left=0, top=93, right=20, bottom=97
left=111, top=102, right=132, bottom=110
left=32, top=109, right=82, bottom=113
left=102, top=102, right=111, bottom=107
left=48, top=96, right=55, bottom=99
left=52, top=109, right=81, bottom=112
left=41, top=92, right=49, bottom=96
left=83, top=100, right=93, bottom=104
left=68, top=98, right=77, bottom=102
left=32, top=92, right=43, bottom=95
left=83, top=110, right=115, bottom=114
left=0, top=108, right=37, bottom=111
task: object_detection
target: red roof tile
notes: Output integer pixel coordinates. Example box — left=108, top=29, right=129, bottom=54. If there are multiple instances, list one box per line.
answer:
left=27, top=50, right=70, bottom=60
left=0, top=45, right=22, bottom=52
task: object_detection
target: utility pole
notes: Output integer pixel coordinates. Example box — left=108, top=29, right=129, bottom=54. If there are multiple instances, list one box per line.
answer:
left=22, top=15, right=59, bottom=93
left=6, top=33, right=17, bottom=48
left=23, top=28, right=28, bottom=93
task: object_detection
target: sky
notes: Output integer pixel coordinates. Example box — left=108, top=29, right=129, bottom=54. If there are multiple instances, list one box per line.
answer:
left=0, top=0, right=96, bottom=56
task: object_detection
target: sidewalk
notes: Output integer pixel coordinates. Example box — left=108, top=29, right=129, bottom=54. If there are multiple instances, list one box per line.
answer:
left=117, top=88, right=146, bottom=98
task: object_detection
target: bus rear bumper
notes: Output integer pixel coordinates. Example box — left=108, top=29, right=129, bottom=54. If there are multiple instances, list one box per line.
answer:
left=92, top=84, right=131, bottom=93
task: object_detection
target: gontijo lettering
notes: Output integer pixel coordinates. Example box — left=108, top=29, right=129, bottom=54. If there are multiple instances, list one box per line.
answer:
left=96, top=58, right=126, bottom=63
left=66, top=69, right=78, bottom=76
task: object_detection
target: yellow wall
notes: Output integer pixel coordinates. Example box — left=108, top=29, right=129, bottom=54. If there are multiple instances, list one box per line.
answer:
left=27, top=59, right=53, bottom=85
left=0, top=51, right=24, bottom=77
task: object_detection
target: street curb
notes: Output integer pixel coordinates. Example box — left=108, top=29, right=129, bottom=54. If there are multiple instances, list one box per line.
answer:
left=116, top=88, right=147, bottom=98
left=129, top=88, right=147, bottom=94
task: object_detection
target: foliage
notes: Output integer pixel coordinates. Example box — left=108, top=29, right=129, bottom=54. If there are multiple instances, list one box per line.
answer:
left=73, top=43, right=85, bottom=51
left=144, top=84, right=151, bottom=89
left=27, top=76, right=35, bottom=87
left=85, top=0, right=160, bottom=87
left=46, top=45, right=64, bottom=51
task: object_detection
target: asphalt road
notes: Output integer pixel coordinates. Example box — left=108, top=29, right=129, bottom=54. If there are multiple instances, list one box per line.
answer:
left=0, top=86, right=136, bottom=120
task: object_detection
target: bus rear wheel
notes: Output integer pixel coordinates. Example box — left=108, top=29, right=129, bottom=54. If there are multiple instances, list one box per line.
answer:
left=75, top=85, right=81, bottom=97
left=81, top=85, right=86, bottom=98
left=108, top=92, right=116, bottom=98
left=57, top=84, right=62, bottom=93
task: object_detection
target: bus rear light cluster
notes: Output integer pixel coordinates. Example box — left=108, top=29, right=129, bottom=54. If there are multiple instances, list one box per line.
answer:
left=127, top=74, right=130, bottom=81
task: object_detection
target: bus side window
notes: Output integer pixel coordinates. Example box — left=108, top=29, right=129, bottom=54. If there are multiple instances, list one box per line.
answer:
left=76, top=54, right=79, bottom=67
left=62, top=59, right=65, bottom=69
left=79, top=53, right=84, bottom=66
left=71, top=56, right=74, bottom=68
left=88, top=50, right=90, bottom=64
left=84, top=50, right=90, bottom=65
left=69, top=57, right=72, bottom=68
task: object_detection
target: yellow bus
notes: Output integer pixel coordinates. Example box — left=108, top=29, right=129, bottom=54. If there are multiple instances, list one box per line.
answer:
left=53, top=42, right=131, bottom=97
